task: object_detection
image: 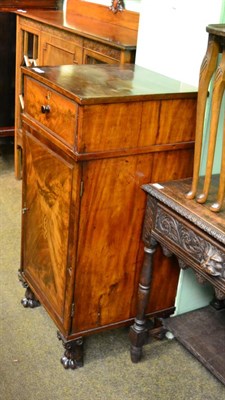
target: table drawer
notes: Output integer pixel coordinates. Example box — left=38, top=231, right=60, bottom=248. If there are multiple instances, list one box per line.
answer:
left=24, top=76, right=77, bottom=148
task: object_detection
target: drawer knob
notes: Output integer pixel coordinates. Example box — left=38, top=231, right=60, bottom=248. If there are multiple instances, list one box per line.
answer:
left=41, top=105, right=51, bottom=114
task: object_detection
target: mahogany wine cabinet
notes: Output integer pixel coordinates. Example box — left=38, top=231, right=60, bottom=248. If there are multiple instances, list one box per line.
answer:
left=19, top=63, right=197, bottom=369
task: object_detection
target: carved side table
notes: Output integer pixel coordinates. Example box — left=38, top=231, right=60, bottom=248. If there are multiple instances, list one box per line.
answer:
left=129, top=175, right=225, bottom=363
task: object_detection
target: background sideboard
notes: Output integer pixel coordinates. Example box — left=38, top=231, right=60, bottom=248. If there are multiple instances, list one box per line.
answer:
left=0, top=1, right=59, bottom=140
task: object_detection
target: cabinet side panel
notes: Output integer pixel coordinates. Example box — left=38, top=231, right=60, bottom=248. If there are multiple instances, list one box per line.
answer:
left=73, top=148, right=193, bottom=333
left=1, top=1, right=57, bottom=8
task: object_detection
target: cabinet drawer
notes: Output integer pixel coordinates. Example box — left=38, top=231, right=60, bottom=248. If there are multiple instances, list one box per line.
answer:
left=24, top=76, right=77, bottom=148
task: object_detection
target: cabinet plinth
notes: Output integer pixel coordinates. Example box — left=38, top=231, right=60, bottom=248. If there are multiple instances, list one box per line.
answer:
left=20, top=64, right=197, bottom=368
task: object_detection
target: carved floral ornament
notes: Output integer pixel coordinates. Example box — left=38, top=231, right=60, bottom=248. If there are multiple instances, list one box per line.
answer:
left=155, top=208, right=225, bottom=279
left=200, top=244, right=225, bottom=278
left=109, top=0, right=125, bottom=13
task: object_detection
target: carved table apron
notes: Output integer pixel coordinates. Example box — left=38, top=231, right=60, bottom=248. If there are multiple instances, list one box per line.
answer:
left=129, top=175, right=225, bottom=363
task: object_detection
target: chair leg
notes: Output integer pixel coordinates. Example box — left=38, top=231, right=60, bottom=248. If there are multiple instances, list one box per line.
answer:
left=197, top=49, right=225, bottom=204
left=186, top=36, right=220, bottom=199
left=210, top=115, right=225, bottom=212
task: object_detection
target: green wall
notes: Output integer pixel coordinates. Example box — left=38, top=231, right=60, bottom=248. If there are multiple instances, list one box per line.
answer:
left=220, top=1, right=225, bottom=22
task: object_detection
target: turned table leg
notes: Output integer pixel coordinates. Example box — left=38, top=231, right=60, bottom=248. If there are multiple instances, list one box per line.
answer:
left=210, top=287, right=225, bottom=310
left=129, top=238, right=157, bottom=363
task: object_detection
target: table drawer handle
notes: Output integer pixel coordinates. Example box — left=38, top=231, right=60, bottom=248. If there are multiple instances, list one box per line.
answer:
left=41, top=105, right=51, bottom=114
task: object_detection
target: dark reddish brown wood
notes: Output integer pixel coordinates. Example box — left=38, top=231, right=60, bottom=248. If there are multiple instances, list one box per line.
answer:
left=164, top=306, right=225, bottom=385
left=0, top=0, right=58, bottom=9
left=130, top=175, right=225, bottom=363
left=20, top=63, right=197, bottom=368
left=129, top=236, right=158, bottom=363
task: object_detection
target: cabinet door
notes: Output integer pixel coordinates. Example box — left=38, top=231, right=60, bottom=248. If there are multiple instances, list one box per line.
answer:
left=83, top=48, right=118, bottom=65
left=82, top=38, right=135, bottom=65
left=40, top=32, right=83, bottom=65
left=21, top=130, right=79, bottom=333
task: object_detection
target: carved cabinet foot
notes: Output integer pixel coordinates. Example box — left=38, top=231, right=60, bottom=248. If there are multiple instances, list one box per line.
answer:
left=18, top=271, right=40, bottom=308
left=21, top=287, right=40, bottom=308
left=57, top=332, right=84, bottom=369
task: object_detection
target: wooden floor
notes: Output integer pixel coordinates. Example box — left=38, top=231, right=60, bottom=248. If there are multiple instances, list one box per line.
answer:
left=164, top=306, right=225, bottom=385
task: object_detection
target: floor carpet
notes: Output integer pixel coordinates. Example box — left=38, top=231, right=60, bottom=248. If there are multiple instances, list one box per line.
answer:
left=0, top=142, right=224, bottom=400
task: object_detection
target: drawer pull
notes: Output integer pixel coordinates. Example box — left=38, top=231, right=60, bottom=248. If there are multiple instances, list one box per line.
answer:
left=41, top=105, right=51, bottom=114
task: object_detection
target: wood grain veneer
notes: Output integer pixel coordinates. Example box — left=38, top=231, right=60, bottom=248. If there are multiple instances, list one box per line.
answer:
left=19, top=63, right=197, bottom=368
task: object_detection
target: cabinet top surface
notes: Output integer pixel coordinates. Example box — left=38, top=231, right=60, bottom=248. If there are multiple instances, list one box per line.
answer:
left=15, top=9, right=137, bottom=48
left=22, top=64, right=197, bottom=105
left=143, top=176, right=225, bottom=244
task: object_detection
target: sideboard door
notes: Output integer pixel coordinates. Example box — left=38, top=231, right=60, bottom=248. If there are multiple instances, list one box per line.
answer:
left=21, top=131, right=79, bottom=334
left=40, top=31, right=83, bottom=66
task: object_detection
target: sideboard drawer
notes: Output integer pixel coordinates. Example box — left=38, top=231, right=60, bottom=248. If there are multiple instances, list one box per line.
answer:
left=24, top=76, right=77, bottom=148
